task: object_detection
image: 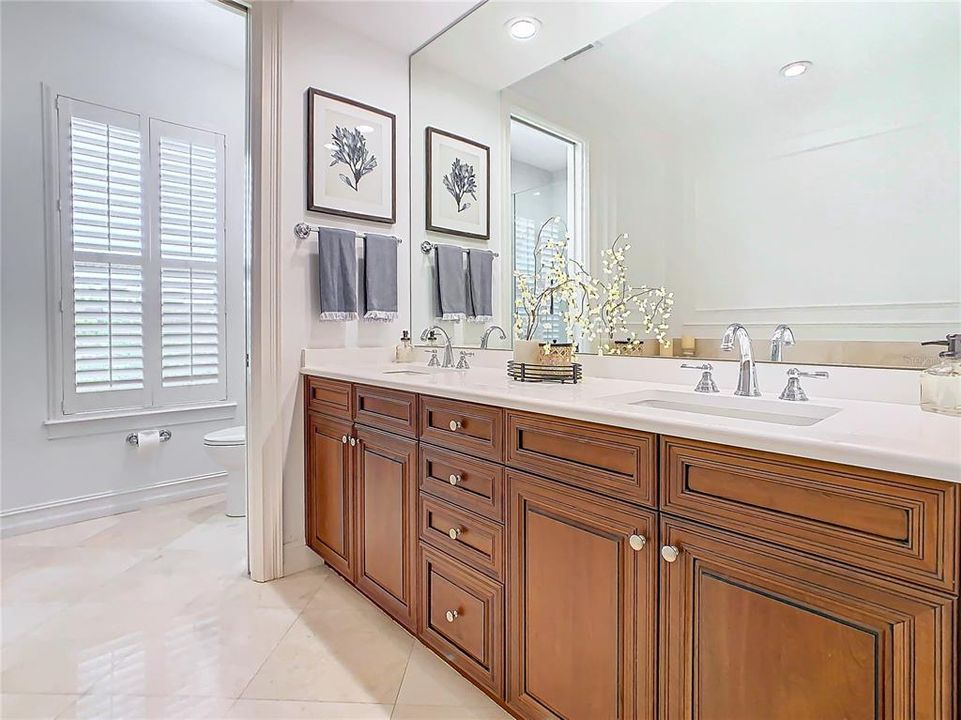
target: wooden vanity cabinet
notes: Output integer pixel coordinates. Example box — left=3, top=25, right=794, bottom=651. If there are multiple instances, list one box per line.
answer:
left=304, top=411, right=354, bottom=578
left=304, top=379, right=420, bottom=631
left=353, top=425, right=418, bottom=631
left=507, top=470, right=657, bottom=720
left=304, top=376, right=958, bottom=720
left=659, top=516, right=957, bottom=720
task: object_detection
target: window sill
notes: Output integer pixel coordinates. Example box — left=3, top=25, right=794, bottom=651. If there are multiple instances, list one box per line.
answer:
left=44, top=401, right=238, bottom=440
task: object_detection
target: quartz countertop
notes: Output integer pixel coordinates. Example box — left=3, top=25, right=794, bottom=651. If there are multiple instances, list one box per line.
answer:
left=301, top=357, right=960, bottom=484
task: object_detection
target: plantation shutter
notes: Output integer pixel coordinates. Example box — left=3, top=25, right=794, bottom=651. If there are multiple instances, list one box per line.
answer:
left=151, top=120, right=227, bottom=405
left=58, top=98, right=148, bottom=413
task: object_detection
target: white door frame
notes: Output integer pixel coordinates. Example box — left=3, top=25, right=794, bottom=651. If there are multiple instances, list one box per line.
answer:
left=247, top=0, right=285, bottom=583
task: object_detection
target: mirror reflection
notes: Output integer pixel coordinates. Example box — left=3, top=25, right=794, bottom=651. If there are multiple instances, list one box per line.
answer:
left=410, top=1, right=960, bottom=368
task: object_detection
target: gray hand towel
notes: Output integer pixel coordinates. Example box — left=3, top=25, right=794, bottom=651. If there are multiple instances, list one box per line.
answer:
left=435, top=244, right=467, bottom=321
left=467, top=249, right=494, bottom=323
left=318, top=227, right=358, bottom=320
left=363, top=234, right=398, bottom=322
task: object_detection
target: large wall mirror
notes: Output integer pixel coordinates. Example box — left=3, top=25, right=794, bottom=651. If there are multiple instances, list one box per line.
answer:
left=410, top=1, right=960, bottom=368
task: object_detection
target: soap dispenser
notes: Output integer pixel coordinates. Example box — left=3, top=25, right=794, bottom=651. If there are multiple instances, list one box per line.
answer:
left=394, top=330, right=414, bottom=363
left=920, top=333, right=961, bottom=416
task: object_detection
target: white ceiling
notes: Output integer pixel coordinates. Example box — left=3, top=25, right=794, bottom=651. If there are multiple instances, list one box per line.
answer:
left=509, top=1, right=959, bottom=140
left=414, top=1, right=668, bottom=90
left=297, top=0, right=480, bottom=55
left=79, top=1, right=246, bottom=70
left=510, top=120, right=569, bottom=172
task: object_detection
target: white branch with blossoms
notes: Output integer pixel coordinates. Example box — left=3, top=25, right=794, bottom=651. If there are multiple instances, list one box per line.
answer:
left=513, top=222, right=674, bottom=353
left=573, top=234, right=674, bottom=355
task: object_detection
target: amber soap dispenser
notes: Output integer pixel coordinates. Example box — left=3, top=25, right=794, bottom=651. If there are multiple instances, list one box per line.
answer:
left=920, top=333, right=961, bottom=416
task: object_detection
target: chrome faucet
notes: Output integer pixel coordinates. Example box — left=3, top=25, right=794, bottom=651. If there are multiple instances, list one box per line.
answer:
left=479, top=325, right=507, bottom=349
left=421, top=326, right=455, bottom=368
left=721, top=323, right=761, bottom=397
left=770, top=324, right=796, bottom=362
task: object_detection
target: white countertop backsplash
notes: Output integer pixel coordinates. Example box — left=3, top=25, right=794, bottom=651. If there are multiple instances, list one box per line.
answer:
left=301, top=347, right=960, bottom=484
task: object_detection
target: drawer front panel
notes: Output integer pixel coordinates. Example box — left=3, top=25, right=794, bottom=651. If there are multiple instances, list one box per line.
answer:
left=420, top=445, right=505, bottom=521
left=306, top=376, right=352, bottom=419
left=419, top=544, right=504, bottom=698
left=661, top=436, right=960, bottom=592
left=506, top=411, right=656, bottom=507
left=421, top=396, right=504, bottom=462
left=420, top=494, right=504, bottom=581
left=354, top=385, right=417, bottom=437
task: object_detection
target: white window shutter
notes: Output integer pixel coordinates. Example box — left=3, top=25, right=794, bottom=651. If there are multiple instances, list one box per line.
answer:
left=151, top=120, right=227, bottom=405
left=59, top=98, right=148, bottom=413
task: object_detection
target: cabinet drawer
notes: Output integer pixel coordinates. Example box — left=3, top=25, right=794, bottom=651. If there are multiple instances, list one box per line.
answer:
left=421, top=396, right=504, bottom=462
left=419, top=543, right=504, bottom=699
left=353, top=385, right=417, bottom=437
left=420, top=494, right=504, bottom=581
left=305, top=376, right=352, bottom=419
left=506, top=411, right=656, bottom=507
left=661, top=437, right=960, bottom=593
left=420, top=445, right=505, bottom=522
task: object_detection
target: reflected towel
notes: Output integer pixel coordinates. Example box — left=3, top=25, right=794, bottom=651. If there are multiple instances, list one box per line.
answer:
left=435, top=244, right=467, bottom=321
left=363, top=234, right=398, bottom=322
left=318, top=227, right=358, bottom=320
left=467, top=249, right=494, bottom=323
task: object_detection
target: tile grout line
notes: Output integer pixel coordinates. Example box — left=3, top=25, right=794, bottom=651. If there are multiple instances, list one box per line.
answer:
left=230, top=576, right=327, bottom=705
left=389, top=638, right=418, bottom=717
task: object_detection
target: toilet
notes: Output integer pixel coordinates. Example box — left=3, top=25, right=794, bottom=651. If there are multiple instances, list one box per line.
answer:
left=203, top=425, right=246, bottom=517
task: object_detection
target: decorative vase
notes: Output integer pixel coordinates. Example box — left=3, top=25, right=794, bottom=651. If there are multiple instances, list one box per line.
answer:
left=513, top=339, right=541, bottom=364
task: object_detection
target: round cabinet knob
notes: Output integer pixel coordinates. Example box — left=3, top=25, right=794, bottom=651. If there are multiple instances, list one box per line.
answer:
left=448, top=474, right=461, bottom=486
left=448, top=420, right=462, bottom=432
left=349, top=437, right=357, bottom=447
left=448, top=527, right=462, bottom=540
left=629, top=534, right=647, bottom=551
left=445, top=610, right=459, bottom=623
left=341, top=435, right=348, bottom=444
left=660, top=545, right=680, bottom=563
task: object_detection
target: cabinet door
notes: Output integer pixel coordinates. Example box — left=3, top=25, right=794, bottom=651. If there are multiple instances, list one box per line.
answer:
left=659, top=516, right=956, bottom=720
left=508, top=471, right=656, bottom=720
left=354, top=425, right=418, bottom=630
left=305, top=412, right=354, bottom=578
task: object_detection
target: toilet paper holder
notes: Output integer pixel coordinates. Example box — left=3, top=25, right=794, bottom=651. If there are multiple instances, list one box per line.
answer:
left=126, top=430, right=172, bottom=446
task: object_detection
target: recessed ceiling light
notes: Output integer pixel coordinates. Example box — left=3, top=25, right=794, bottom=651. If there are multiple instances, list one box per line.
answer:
left=507, top=17, right=540, bottom=41
left=780, top=60, right=812, bottom=78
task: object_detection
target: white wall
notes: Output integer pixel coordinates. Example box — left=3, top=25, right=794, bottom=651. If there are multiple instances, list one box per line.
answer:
left=0, top=2, right=246, bottom=527
left=279, top=4, right=412, bottom=550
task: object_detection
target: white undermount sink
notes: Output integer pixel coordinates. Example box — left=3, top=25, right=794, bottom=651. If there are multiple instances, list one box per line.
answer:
left=381, top=368, right=432, bottom=376
left=617, top=389, right=840, bottom=427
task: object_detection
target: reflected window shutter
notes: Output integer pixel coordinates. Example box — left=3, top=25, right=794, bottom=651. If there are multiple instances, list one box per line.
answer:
left=153, top=121, right=226, bottom=402
left=60, top=99, right=148, bottom=412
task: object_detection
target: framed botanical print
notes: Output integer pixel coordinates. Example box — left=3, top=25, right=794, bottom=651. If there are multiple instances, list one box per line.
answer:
left=426, top=127, right=490, bottom=240
left=307, top=88, right=396, bottom=224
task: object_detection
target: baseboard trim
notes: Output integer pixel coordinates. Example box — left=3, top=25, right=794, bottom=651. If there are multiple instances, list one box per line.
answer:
left=283, top=538, right=324, bottom=575
left=0, top=471, right=228, bottom=538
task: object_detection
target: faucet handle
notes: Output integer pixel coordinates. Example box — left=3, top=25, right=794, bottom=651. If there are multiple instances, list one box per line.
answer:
left=779, top=367, right=828, bottom=401
left=681, top=363, right=719, bottom=394
left=456, top=351, right=474, bottom=370
left=427, top=349, right=441, bottom=368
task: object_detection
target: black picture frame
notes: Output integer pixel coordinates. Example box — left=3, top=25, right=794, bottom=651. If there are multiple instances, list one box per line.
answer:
left=306, top=88, right=396, bottom=224
left=426, top=126, right=490, bottom=240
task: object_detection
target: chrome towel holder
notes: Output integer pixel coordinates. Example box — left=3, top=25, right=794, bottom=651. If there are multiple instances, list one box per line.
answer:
left=420, top=240, right=499, bottom=257
left=294, top=222, right=402, bottom=244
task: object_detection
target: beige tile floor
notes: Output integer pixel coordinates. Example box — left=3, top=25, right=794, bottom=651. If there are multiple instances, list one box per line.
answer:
left=1, top=494, right=512, bottom=720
